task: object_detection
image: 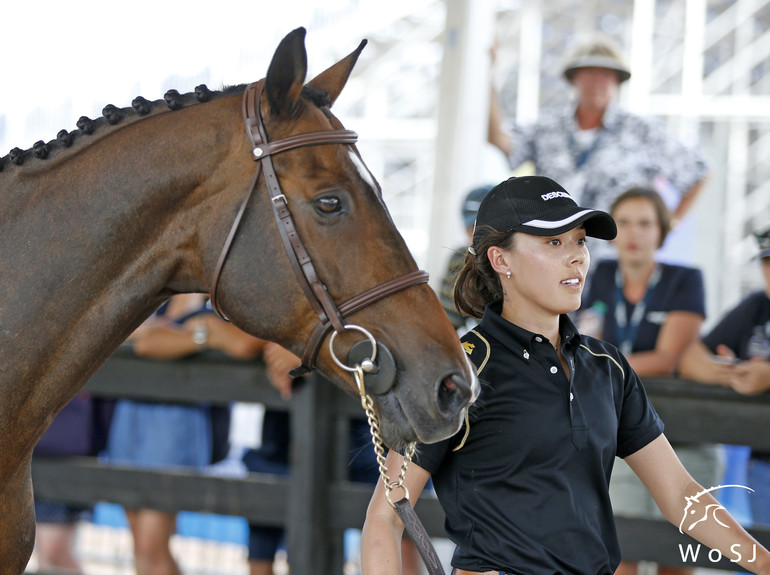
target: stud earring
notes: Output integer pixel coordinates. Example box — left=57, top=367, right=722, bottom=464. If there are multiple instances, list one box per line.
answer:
left=506, top=271, right=512, bottom=279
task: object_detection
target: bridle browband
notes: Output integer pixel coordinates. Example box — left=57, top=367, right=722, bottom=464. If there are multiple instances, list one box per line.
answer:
left=209, top=80, right=429, bottom=376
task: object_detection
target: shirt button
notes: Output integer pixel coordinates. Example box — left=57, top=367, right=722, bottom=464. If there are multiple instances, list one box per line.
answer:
left=550, top=366, right=558, bottom=374
left=535, top=336, right=543, bottom=343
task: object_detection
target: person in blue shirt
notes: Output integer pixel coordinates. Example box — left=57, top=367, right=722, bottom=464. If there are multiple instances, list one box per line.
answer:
left=360, top=176, right=769, bottom=575
left=107, top=293, right=265, bottom=575
left=680, top=226, right=770, bottom=527
left=579, top=186, right=718, bottom=575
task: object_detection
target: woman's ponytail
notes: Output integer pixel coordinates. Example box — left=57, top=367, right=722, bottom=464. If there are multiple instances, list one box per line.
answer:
left=453, top=228, right=515, bottom=319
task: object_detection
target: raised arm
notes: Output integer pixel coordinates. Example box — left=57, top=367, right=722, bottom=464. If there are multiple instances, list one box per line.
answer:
left=671, top=175, right=709, bottom=225
left=488, top=84, right=513, bottom=159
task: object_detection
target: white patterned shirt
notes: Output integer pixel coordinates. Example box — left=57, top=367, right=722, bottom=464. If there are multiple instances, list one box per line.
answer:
left=506, top=102, right=710, bottom=214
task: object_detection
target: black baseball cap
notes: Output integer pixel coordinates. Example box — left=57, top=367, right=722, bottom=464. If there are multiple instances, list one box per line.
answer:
left=471, top=176, right=617, bottom=247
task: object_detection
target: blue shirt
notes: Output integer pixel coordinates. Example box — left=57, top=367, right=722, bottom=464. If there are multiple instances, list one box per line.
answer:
left=701, top=290, right=770, bottom=458
left=582, top=260, right=706, bottom=354
left=702, top=290, right=770, bottom=360
left=413, top=302, right=664, bottom=574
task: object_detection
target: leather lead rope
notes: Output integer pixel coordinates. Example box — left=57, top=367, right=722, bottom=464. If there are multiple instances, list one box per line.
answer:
left=355, top=367, right=446, bottom=575
left=394, top=499, right=445, bottom=575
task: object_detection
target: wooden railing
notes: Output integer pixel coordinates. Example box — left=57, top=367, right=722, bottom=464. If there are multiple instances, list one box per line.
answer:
left=31, top=346, right=770, bottom=573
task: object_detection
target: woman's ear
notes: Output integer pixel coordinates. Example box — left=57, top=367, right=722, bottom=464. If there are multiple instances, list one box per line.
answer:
left=487, top=246, right=512, bottom=277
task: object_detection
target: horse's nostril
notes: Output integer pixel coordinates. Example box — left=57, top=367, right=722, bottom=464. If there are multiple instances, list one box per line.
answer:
left=436, top=372, right=471, bottom=419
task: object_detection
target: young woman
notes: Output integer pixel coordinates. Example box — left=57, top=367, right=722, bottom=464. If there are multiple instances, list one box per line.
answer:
left=579, top=187, right=717, bottom=575
left=360, top=176, right=769, bottom=575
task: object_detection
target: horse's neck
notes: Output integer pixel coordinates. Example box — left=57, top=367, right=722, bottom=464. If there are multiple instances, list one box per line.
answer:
left=0, top=96, right=245, bottom=416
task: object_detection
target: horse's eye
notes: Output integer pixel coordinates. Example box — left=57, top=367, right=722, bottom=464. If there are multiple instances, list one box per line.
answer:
left=315, top=196, right=342, bottom=214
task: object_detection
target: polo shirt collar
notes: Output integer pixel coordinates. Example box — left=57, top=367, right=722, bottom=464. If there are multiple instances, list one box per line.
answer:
left=480, top=301, right=582, bottom=357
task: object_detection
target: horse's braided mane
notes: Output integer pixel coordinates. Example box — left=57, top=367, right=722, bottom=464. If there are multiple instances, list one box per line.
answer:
left=0, top=83, right=333, bottom=173
left=0, top=83, right=250, bottom=172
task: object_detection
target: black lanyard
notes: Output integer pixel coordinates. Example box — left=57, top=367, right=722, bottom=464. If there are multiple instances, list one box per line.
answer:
left=614, top=265, right=661, bottom=355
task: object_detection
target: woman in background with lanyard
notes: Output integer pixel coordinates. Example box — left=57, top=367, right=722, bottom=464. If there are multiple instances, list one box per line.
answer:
left=579, top=186, right=720, bottom=575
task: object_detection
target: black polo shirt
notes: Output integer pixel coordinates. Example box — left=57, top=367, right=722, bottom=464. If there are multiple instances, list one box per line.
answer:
left=414, top=302, right=664, bottom=575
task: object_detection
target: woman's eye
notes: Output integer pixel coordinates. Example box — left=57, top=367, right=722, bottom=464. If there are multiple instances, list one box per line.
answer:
left=315, top=196, right=342, bottom=214
left=549, top=239, right=560, bottom=246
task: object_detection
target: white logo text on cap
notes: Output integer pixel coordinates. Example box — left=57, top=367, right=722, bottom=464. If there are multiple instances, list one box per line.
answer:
left=541, top=191, right=571, bottom=201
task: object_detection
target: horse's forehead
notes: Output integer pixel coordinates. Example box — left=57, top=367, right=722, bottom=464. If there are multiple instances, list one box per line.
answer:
left=346, top=149, right=377, bottom=191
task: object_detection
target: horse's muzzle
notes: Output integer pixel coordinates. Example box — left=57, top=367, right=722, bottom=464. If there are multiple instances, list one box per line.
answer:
left=435, top=370, right=474, bottom=421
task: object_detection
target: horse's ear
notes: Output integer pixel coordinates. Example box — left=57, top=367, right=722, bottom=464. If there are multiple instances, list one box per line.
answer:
left=306, top=39, right=367, bottom=107
left=265, top=27, right=308, bottom=115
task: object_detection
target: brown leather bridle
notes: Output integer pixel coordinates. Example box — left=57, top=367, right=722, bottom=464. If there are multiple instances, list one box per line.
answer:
left=210, top=80, right=429, bottom=377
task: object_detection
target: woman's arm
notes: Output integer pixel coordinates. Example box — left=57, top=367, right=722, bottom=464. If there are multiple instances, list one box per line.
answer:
left=625, top=434, right=770, bottom=574
left=627, top=311, right=703, bottom=376
left=672, top=175, right=709, bottom=224
left=361, top=450, right=432, bottom=575
left=488, top=85, right=512, bottom=159
left=678, top=340, right=737, bottom=385
left=729, top=358, right=770, bottom=395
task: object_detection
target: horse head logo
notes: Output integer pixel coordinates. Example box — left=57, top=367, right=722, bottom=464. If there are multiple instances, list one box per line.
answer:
left=678, top=484, right=754, bottom=534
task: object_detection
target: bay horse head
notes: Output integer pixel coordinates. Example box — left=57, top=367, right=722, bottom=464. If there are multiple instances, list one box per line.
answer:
left=205, top=28, right=477, bottom=449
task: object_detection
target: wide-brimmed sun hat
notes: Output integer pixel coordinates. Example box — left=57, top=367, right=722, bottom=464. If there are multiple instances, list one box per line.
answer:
left=563, top=39, right=631, bottom=83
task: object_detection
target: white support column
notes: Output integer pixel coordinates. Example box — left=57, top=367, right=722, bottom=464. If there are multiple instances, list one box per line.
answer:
left=628, top=0, right=655, bottom=113
left=426, top=0, right=497, bottom=287
left=681, top=0, right=706, bottom=141
left=515, top=0, right=542, bottom=124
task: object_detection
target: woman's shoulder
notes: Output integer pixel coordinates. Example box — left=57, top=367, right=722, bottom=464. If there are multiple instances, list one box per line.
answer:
left=660, top=261, right=702, bottom=275
left=460, top=327, right=493, bottom=376
left=733, top=289, right=770, bottom=313
left=586, top=259, right=617, bottom=289
left=659, top=262, right=704, bottom=285
left=593, top=259, right=617, bottom=272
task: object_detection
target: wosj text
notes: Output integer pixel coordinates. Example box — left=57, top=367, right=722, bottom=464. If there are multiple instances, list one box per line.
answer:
left=679, top=543, right=757, bottom=564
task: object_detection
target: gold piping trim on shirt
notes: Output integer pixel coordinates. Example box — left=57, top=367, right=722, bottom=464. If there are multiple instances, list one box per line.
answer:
left=579, top=343, right=625, bottom=379
left=465, top=329, right=491, bottom=375
left=453, top=329, right=491, bottom=452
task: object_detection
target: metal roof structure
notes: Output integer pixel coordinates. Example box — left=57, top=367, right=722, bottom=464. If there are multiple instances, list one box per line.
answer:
left=3, top=0, right=768, bottom=320
left=332, top=0, right=770, bottom=321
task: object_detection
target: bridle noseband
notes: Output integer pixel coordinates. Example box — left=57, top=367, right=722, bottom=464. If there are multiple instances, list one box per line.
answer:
left=210, top=80, right=429, bottom=377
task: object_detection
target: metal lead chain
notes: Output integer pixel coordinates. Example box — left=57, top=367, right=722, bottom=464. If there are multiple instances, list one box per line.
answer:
left=354, top=366, right=416, bottom=509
